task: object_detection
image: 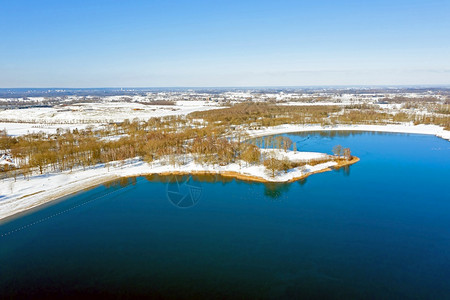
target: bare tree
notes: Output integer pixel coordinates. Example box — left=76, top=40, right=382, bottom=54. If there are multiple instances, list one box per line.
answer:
left=343, top=148, right=352, bottom=160
left=332, top=145, right=343, bottom=158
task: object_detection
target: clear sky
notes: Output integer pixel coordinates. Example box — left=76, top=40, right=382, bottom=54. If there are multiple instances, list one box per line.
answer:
left=1, top=0, right=449, bottom=87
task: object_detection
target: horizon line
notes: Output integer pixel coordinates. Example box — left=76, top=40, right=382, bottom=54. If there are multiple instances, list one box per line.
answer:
left=1, top=84, right=450, bottom=90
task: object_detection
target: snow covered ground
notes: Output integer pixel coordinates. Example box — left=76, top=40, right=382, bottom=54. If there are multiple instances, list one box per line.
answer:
left=0, top=153, right=15, bottom=170
left=280, top=101, right=364, bottom=106
left=0, top=150, right=338, bottom=221
left=0, top=122, right=90, bottom=136
left=260, top=149, right=330, bottom=161
left=0, top=100, right=221, bottom=134
left=247, top=123, right=450, bottom=141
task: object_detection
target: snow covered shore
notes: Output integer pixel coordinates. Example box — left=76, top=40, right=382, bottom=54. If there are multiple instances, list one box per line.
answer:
left=247, top=123, right=450, bottom=141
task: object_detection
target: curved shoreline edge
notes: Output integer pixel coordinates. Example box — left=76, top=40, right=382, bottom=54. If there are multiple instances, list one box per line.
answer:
left=1, top=124, right=448, bottom=222
left=157, top=156, right=360, bottom=183
left=247, top=124, right=450, bottom=141
left=288, top=156, right=360, bottom=182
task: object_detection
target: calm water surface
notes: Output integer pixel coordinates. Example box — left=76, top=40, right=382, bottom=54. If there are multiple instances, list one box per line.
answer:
left=1, top=131, right=449, bottom=299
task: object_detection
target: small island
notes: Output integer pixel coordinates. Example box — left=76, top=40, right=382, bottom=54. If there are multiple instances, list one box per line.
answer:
left=152, top=147, right=359, bottom=183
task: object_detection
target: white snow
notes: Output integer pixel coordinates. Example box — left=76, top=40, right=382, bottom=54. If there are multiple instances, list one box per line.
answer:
left=0, top=100, right=220, bottom=129
left=260, top=149, right=330, bottom=161
left=0, top=154, right=16, bottom=168
left=0, top=100, right=221, bottom=136
left=0, top=122, right=90, bottom=136
left=247, top=123, right=450, bottom=141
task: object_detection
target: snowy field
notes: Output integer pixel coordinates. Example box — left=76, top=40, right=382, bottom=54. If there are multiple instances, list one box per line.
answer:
left=0, top=100, right=220, bottom=128
left=0, top=122, right=90, bottom=136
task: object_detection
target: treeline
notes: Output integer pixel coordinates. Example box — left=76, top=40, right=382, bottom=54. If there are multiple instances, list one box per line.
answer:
left=1, top=117, right=303, bottom=179
left=0, top=118, right=106, bottom=124
left=190, top=102, right=450, bottom=130
left=189, top=102, right=341, bottom=127
left=0, top=116, right=264, bottom=179
left=380, top=96, right=443, bottom=103
left=139, top=100, right=176, bottom=106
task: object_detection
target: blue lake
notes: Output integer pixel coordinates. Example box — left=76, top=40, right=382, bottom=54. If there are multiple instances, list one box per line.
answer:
left=1, top=131, right=449, bottom=298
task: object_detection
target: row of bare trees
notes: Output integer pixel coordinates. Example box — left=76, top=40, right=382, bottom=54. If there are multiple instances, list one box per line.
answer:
left=190, top=102, right=450, bottom=130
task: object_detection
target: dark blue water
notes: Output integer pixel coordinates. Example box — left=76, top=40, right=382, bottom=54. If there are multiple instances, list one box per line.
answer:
left=1, top=132, right=449, bottom=299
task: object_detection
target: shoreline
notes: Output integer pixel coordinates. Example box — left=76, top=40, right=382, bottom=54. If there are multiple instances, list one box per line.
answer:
left=0, top=174, right=121, bottom=223
left=247, top=124, right=450, bottom=141
left=288, top=156, right=360, bottom=182
left=158, top=156, right=360, bottom=183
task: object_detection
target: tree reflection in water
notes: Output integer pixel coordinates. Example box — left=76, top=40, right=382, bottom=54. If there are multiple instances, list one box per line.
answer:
left=333, top=164, right=351, bottom=176
left=263, top=182, right=291, bottom=200
left=103, top=176, right=138, bottom=189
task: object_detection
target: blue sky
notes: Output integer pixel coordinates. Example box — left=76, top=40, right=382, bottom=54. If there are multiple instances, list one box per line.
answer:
left=1, top=0, right=449, bottom=87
